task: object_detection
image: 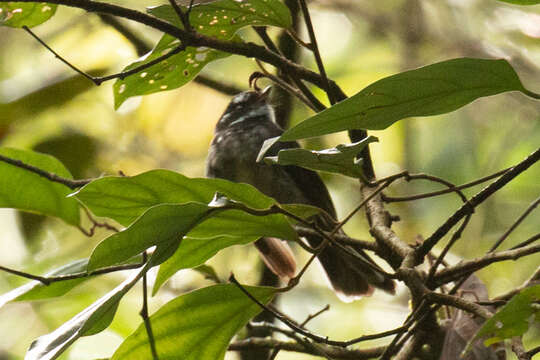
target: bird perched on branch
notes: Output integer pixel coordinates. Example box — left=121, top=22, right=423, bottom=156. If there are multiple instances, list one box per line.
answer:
left=206, top=86, right=395, bottom=299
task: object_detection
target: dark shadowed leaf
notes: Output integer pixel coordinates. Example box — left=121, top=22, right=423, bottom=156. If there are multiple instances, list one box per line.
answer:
left=25, top=265, right=147, bottom=360
left=0, top=148, right=80, bottom=225
left=469, top=284, right=540, bottom=350
left=0, top=2, right=57, bottom=27
left=264, top=136, right=378, bottom=178
left=111, top=284, right=275, bottom=360
left=281, top=58, right=529, bottom=140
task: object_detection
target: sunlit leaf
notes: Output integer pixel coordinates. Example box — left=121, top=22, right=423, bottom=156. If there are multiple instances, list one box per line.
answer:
left=0, top=259, right=88, bottom=309
left=0, top=148, right=80, bottom=225
left=153, top=235, right=256, bottom=294
left=74, top=169, right=278, bottom=226
left=468, top=285, right=540, bottom=351
left=264, top=136, right=378, bottom=178
left=193, top=264, right=221, bottom=283
left=0, top=2, right=56, bottom=28
left=25, top=266, right=147, bottom=360
left=148, top=0, right=292, bottom=38
left=88, top=201, right=297, bottom=271
left=113, top=35, right=232, bottom=109
left=114, top=0, right=292, bottom=108
left=88, top=203, right=210, bottom=271
left=496, top=0, right=540, bottom=4
left=111, top=284, right=275, bottom=360
left=281, top=58, right=529, bottom=140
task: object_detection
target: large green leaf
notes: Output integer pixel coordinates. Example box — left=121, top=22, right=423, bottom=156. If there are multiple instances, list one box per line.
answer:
left=0, top=2, right=57, bottom=27
left=264, top=136, right=378, bottom=178
left=0, top=259, right=88, bottom=309
left=469, top=285, right=540, bottom=349
left=25, top=265, right=147, bottom=360
left=0, top=148, right=80, bottom=225
left=73, top=169, right=278, bottom=226
left=147, top=0, right=292, bottom=36
left=88, top=201, right=297, bottom=271
left=281, top=58, right=530, bottom=140
left=111, top=284, right=275, bottom=360
left=153, top=235, right=257, bottom=294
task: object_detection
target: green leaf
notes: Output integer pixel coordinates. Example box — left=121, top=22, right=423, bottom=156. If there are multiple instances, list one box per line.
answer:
left=25, top=265, right=147, bottom=360
left=73, top=169, right=278, bottom=226
left=111, top=284, right=275, bottom=360
left=496, top=0, right=540, bottom=4
left=0, top=148, right=80, bottom=225
left=114, top=0, right=292, bottom=108
left=153, top=235, right=256, bottom=294
left=264, top=136, right=378, bottom=178
left=469, top=285, right=540, bottom=349
left=88, top=203, right=210, bottom=271
left=0, top=2, right=57, bottom=27
left=88, top=200, right=297, bottom=271
left=193, top=264, right=221, bottom=283
left=148, top=0, right=292, bottom=38
left=0, top=259, right=88, bottom=309
left=113, top=35, right=231, bottom=109
left=281, top=58, right=529, bottom=140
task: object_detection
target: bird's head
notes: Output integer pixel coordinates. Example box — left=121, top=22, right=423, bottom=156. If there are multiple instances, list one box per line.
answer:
left=215, top=86, right=274, bottom=132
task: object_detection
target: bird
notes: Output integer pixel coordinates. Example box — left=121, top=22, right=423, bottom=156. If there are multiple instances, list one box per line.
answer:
left=206, top=86, right=395, bottom=299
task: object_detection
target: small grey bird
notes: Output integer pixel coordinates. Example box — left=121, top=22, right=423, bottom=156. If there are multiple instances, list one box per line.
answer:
left=206, top=87, right=395, bottom=299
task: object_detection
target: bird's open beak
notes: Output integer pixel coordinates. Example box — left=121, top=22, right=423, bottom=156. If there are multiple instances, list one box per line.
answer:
left=258, top=85, right=272, bottom=103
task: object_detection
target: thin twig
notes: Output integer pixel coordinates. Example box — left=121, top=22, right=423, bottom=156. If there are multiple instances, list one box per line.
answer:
left=0, top=262, right=144, bottom=285
left=230, top=274, right=404, bottom=347
left=489, top=196, right=540, bottom=252
left=510, top=232, right=540, bottom=250
left=382, top=166, right=511, bottom=203
left=168, top=0, right=190, bottom=31
left=298, top=0, right=335, bottom=104
left=0, top=153, right=92, bottom=189
left=140, top=252, right=159, bottom=360
left=419, top=147, right=540, bottom=258
left=433, top=243, right=540, bottom=286
left=24, top=24, right=187, bottom=86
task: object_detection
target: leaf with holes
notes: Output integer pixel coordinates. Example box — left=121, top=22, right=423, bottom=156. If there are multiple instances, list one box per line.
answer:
left=281, top=58, right=531, bottom=140
left=264, top=136, right=378, bottom=178
left=0, top=2, right=57, bottom=27
left=111, top=284, right=275, bottom=360
left=148, top=0, right=292, bottom=39
left=113, top=35, right=232, bottom=109
left=0, top=147, right=80, bottom=225
left=467, top=285, right=540, bottom=351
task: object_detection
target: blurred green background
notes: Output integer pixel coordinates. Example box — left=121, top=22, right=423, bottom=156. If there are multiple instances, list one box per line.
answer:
left=0, top=0, right=539, bottom=359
